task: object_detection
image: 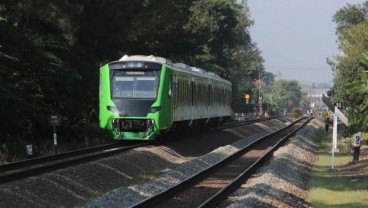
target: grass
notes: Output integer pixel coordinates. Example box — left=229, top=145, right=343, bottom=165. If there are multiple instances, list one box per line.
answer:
left=308, top=129, right=368, bottom=208
left=309, top=189, right=368, bottom=208
left=127, top=164, right=179, bottom=185
left=128, top=172, right=162, bottom=185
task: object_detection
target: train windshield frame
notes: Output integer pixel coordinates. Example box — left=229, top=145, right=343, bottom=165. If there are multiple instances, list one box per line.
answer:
left=111, top=70, right=160, bottom=99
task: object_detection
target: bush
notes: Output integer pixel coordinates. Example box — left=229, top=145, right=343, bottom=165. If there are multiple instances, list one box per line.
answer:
left=321, top=111, right=329, bottom=119
left=291, top=107, right=304, bottom=118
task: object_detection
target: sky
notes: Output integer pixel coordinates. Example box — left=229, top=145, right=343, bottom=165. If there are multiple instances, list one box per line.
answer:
left=247, top=0, right=367, bottom=85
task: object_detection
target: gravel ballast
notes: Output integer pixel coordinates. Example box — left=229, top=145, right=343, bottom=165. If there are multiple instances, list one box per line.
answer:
left=81, top=132, right=275, bottom=207
left=82, top=118, right=320, bottom=208
left=220, top=119, right=321, bottom=208
left=0, top=118, right=314, bottom=208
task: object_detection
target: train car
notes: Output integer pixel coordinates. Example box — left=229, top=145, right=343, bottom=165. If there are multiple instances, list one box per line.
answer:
left=99, top=55, right=232, bottom=141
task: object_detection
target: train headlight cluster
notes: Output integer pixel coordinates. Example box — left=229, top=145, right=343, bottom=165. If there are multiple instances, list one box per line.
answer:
left=112, top=119, right=121, bottom=128
left=149, top=106, right=161, bottom=113
left=146, top=119, right=154, bottom=128
left=113, top=118, right=154, bottom=131
left=107, top=106, right=119, bottom=113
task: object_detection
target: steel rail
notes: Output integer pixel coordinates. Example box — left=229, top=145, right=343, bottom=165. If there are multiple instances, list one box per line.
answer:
left=198, top=117, right=312, bottom=208
left=0, top=116, right=277, bottom=185
left=130, top=117, right=311, bottom=208
left=0, top=142, right=120, bottom=172
left=220, top=116, right=278, bottom=129
left=0, top=142, right=149, bottom=184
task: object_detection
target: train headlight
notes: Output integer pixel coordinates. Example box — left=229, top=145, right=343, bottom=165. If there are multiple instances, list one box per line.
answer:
left=149, top=106, right=161, bottom=113
left=146, top=119, right=155, bottom=128
left=112, top=119, right=121, bottom=128
left=107, top=106, right=119, bottom=113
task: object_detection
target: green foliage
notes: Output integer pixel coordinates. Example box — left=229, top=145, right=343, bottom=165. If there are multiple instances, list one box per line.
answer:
left=263, top=79, right=303, bottom=115
left=342, top=53, right=368, bottom=135
left=309, top=129, right=368, bottom=207
left=0, top=0, right=80, bottom=145
left=184, top=0, right=255, bottom=79
left=1, top=0, right=261, bottom=150
left=309, top=147, right=368, bottom=207
left=321, top=111, right=329, bottom=119
left=329, top=2, right=368, bottom=136
left=329, top=2, right=368, bottom=107
left=333, top=2, right=368, bottom=33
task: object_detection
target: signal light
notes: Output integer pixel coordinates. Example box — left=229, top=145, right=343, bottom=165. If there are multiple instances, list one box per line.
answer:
left=244, top=93, right=251, bottom=104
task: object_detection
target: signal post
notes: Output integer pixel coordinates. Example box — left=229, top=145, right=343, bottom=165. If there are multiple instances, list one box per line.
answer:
left=322, top=95, right=349, bottom=169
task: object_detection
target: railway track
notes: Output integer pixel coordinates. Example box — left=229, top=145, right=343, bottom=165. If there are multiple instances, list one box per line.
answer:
left=0, top=117, right=276, bottom=185
left=220, top=117, right=276, bottom=129
left=0, top=142, right=149, bottom=184
left=130, top=117, right=312, bottom=208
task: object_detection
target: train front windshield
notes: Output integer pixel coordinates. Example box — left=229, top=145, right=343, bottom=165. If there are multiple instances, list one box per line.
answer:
left=112, top=71, right=160, bottom=99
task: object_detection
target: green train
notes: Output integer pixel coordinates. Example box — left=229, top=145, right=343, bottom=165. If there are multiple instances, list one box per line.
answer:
left=99, top=55, right=232, bottom=141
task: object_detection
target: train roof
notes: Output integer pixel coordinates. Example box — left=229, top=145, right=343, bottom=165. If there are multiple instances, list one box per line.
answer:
left=116, top=55, right=231, bottom=84
left=119, top=55, right=173, bottom=65
left=172, top=64, right=229, bottom=84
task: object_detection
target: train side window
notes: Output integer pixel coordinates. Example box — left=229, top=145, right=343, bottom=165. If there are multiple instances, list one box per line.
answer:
left=199, top=83, right=202, bottom=105
left=183, top=81, right=185, bottom=105
left=187, top=80, right=191, bottom=105
left=221, top=87, right=224, bottom=106
left=184, top=81, right=186, bottom=105
left=213, top=86, right=216, bottom=105
left=174, top=77, right=177, bottom=107
left=208, top=84, right=211, bottom=106
left=211, top=85, right=213, bottom=106
left=184, top=81, right=187, bottom=105
left=179, top=80, right=183, bottom=105
left=194, top=82, right=197, bottom=106
left=197, top=82, right=200, bottom=105
left=204, top=84, right=206, bottom=104
left=191, top=81, right=194, bottom=106
left=202, top=83, right=206, bottom=105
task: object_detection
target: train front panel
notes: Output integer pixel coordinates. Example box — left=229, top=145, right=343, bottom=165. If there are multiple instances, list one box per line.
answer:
left=99, top=60, right=174, bottom=140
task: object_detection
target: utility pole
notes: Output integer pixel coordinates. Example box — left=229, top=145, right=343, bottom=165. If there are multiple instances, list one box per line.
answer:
left=258, top=69, right=263, bottom=116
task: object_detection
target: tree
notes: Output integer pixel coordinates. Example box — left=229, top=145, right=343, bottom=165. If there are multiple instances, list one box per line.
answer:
left=0, top=0, right=263, bottom=152
left=329, top=2, right=368, bottom=106
left=184, top=0, right=254, bottom=78
left=345, top=51, right=368, bottom=135
left=333, top=3, right=368, bottom=33
left=263, top=80, right=303, bottom=115
left=128, top=0, right=193, bottom=58
left=0, top=0, right=79, bottom=145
